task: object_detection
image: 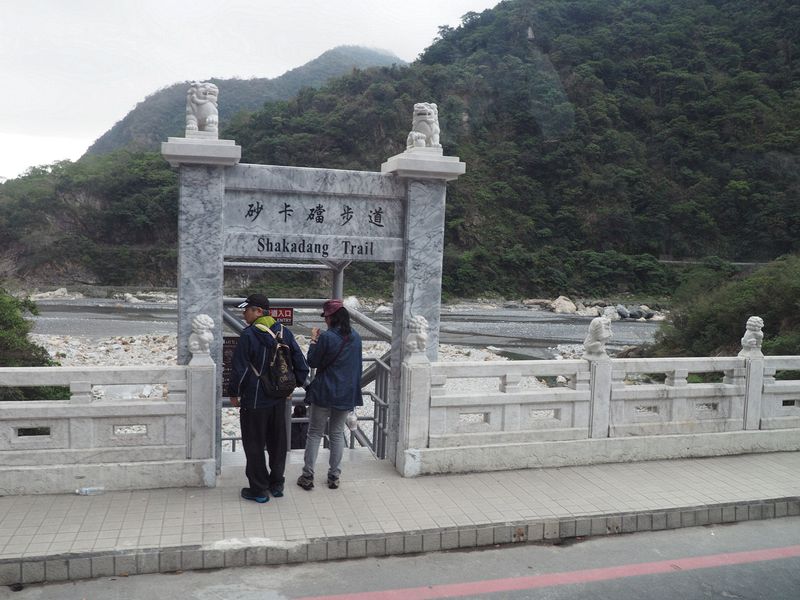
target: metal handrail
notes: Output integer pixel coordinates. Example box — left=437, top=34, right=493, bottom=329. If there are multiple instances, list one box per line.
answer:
left=224, top=262, right=333, bottom=271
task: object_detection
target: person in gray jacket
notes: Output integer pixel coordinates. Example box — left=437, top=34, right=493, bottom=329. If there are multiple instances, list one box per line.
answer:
left=297, top=299, right=363, bottom=490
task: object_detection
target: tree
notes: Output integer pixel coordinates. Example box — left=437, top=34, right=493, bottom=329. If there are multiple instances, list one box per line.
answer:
left=0, top=289, right=68, bottom=401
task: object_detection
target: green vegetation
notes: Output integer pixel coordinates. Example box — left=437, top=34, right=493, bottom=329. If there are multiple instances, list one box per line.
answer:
left=0, top=152, right=178, bottom=285
left=651, top=254, right=800, bottom=357
left=228, top=0, right=800, bottom=296
left=87, top=47, right=404, bottom=155
left=1, top=0, right=798, bottom=302
left=0, top=289, right=68, bottom=400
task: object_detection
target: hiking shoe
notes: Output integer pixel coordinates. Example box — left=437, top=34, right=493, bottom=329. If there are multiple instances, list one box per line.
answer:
left=269, top=484, right=284, bottom=498
left=240, top=487, right=268, bottom=503
left=327, top=477, right=340, bottom=490
left=296, top=475, right=314, bottom=490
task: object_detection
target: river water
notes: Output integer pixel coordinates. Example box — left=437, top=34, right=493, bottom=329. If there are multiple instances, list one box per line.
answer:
left=31, top=299, right=661, bottom=358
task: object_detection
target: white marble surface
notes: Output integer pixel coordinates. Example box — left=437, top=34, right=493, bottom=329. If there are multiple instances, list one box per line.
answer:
left=161, top=137, right=241, bottom=167
left=223, top=164, right=406, bottom=261
left=176, top=166, right=227, bottom=469
left=381, top=147, right=465, bottom=180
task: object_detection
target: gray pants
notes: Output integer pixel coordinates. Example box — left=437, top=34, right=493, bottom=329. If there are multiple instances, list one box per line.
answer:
left=302, top=405, right=349, bottom=481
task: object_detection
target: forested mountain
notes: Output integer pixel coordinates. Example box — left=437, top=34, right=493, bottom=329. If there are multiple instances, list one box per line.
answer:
left=1, top=0, right=798, bottom=298
left=86, top=46, right=404, bottom=155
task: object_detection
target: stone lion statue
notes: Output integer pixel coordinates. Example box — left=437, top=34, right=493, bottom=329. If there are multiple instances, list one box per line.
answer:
left=406, top=102, right=441, bottom=149
left=405, top=314, right=429, bottom=354
left=185, top=82, right=219, bottom=134
left=738, top=315, right=764, bottom=358
left=188, top=313, right=215, bottom=354
left=583, top=316, right=612, bottom=360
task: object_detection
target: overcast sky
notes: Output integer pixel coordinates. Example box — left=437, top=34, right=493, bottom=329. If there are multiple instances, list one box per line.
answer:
left=0, top=0, right=499, bottom=180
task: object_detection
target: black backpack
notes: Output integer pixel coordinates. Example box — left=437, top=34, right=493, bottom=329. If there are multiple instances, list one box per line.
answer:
left=250, top=324, right=297, bottom=399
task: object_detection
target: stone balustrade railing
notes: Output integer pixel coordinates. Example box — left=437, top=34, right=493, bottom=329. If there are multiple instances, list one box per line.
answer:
left=396, top=352, right=800, bottom=477
left=0, top=362, right=216, bottom=495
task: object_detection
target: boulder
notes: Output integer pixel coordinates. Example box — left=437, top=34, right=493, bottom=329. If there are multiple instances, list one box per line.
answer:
left=551, top=296, right=577, bottom=314
left=602, top=306, right=620, bottom=321
left=616, top=304, right=630, bottom=319
left=577, top=306, right=600, bottom=317
left=637, top=305, right=656, bottom=319
left=343, top=295, right=361, bottom=311
left=628, top=309, right=643, bottom=319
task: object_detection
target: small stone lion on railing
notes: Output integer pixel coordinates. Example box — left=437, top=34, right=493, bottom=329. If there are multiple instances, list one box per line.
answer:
left=405, top=314, right=429, bottom=354
left=406, top=102, right=441, bottom=149
left=738, top=316, right=764, bottom=358
left=583, top=316, right=612, bottom=361
left=188, top=314, right=215, bottom=355
left=185, top=82, right=219, bottom=134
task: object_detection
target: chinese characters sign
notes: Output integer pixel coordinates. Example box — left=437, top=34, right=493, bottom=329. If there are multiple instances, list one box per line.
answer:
left=223, top=164, right=405, bottom=262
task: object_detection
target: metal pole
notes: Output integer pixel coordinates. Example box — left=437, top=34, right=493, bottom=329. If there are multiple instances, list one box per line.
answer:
left=332, top=268, right=344, bottom=299
left=320, top=260, right=350, bottom=299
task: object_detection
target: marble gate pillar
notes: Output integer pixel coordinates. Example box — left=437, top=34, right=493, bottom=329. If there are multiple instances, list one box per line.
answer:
left=381, top=146, right=465, bottom=465
left=162, top=135, right=240, bottom=468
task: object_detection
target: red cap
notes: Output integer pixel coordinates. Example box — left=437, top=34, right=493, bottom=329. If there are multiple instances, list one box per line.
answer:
left=321, top=299, right=344, bottom=317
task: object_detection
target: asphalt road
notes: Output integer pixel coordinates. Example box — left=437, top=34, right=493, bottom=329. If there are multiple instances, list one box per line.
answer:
left=10, top=517, right=800, bottom=599
left=30, top=300, right=660, bottom=359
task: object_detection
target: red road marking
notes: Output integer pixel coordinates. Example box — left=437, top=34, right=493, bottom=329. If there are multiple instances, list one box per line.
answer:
left=294, top=545, right=800, bottom=600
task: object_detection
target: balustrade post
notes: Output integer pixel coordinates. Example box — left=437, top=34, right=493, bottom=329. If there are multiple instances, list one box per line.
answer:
left=738, top=315, right=766, bottom=430
left=588, top=359, right=612, bottom=438
left=396, top=354, right=431, bottom=476
left=69, top=381, right=92, bottom=404
left=187, top=314, right=217, bottom=461
left=743, top=358, right=764, bottom=430
left=584, top=316, right=613, bottom=438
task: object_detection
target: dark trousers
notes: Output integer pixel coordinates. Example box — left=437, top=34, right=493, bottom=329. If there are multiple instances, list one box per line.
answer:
left=240, top=402, right=287, bottom=495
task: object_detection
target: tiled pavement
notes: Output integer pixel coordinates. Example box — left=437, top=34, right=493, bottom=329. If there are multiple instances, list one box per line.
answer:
left=1, top=450, right=799, bottom=585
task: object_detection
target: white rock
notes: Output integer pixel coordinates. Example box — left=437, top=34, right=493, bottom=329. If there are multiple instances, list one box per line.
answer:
left=551, top=296, right=577, bottom=314
left=30, top=288, right=85, bottom=300
left=374, top=305, right=392, bottom=314
left=343, top=295, right=361, bottom=311
left=123, top=293, right=144, bottom=304
left=577, top=306, right=600, bottom=317
left=602, top=306, right=621, bottom=321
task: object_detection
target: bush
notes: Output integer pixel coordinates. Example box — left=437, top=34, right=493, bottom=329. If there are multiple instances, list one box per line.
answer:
left=651, top=254, right=800, bottom=356
left=0, top=289, right=68, bottom=400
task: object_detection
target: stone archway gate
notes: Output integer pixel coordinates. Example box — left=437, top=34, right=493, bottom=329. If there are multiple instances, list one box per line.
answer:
left=162, top=96, right=464, bottom=469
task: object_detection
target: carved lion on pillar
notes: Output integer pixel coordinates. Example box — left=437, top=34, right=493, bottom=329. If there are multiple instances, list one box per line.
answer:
left=738, top=315, right=764, bottom=357
left=406, top=102, right=441, bottom=149
left=583, top=316, right=612, bottom=360
left=405, top=315, right=429, bottom=354
left=188, top=314, right=215, bottom=355
left=185, top=81, right=219, bottom=134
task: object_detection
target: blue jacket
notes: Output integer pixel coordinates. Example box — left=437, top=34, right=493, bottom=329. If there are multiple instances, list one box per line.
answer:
left=306, top=327, right=363, bottom=410
left=228, top=321, right=309, bottom=409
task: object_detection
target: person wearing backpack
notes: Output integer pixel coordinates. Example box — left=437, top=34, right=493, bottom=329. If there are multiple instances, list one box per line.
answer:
left=229, top=294, right=309, bottom=503
left=297, top=299, right=363, bottom=491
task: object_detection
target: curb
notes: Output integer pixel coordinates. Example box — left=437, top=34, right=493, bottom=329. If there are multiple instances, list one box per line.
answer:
left=3, top=497, right=799, bottom=586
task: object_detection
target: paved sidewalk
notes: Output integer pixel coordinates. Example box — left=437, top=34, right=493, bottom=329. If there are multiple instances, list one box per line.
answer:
left=1, top=451, right=799, bottom=586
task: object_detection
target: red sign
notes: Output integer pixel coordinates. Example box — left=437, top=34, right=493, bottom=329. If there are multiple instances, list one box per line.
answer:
left=269, top=307, right=294, bottom=325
